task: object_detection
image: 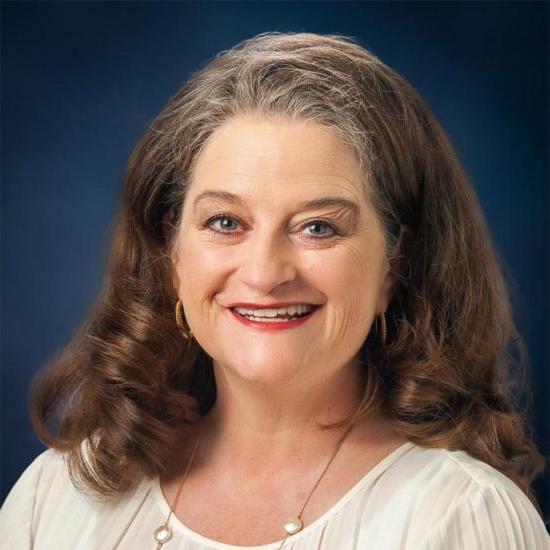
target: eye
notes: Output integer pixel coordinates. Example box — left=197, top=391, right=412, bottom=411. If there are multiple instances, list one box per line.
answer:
left=203, top=213, right=341, bottom=240
left=301, top=220, right=339, bottom=239
left=206, top=214, right=241, bottom=234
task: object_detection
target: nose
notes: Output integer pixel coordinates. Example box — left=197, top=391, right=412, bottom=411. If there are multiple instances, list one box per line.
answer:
left=237, top=226, right=298, bottom=294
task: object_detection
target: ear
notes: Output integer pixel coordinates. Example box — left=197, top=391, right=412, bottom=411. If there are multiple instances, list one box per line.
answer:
left=162, top=208, right=181, bottom=294
left=378, top=224, right=415, bottom=312
left=162, top=207, right=175, bottom=244
left=378, top=269, right=397, bottom=314
left=397, top=224, right=415, bottom=278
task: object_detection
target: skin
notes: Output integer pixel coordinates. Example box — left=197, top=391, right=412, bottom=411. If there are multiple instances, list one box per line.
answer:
left=165, top=115, right=407, bottom=544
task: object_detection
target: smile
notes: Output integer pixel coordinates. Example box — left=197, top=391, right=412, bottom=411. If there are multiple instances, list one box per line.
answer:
left=228, top=305, right=321, bottom=331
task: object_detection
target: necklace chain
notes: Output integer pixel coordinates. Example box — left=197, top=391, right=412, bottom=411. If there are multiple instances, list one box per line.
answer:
left=154, top=418, right=355, bottom=550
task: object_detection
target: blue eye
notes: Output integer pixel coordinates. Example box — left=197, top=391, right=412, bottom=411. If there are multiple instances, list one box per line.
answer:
left=208, top=215, right=240, bottom=233
left=204, top=213, right=340, bottom=239
left=303, top=221, right=337, bottom=238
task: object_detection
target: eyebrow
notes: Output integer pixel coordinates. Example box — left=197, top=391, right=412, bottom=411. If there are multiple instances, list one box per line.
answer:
left=192, top=190, right=360, bottom=215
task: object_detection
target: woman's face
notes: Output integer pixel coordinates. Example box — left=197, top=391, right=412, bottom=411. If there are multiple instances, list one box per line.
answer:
left=171, top=116, right=396, bottom=387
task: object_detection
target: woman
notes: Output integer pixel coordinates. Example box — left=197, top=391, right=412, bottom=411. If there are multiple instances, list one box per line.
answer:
left=0, top=31, right=548, bottom=549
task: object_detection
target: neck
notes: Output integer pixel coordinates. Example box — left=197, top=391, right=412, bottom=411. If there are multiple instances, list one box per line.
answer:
left=198, top=356, right=373, bottom=477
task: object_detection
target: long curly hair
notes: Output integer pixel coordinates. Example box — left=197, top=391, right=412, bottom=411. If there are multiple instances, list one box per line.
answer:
left=29, top=31, right=546, bottom=511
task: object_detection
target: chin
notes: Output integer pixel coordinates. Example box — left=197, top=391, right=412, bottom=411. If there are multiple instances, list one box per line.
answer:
left=215, top=357, right=306, bottom=385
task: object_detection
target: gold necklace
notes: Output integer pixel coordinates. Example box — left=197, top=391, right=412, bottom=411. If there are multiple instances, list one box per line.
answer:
left=154, top=418, right=355, bottom=550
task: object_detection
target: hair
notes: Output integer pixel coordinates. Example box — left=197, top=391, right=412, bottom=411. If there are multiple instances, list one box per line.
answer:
left=29, top=31, right=546, bottom=511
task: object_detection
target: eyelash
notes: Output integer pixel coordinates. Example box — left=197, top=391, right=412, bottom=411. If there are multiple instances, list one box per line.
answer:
left=203, top=212, right=342, bottom=240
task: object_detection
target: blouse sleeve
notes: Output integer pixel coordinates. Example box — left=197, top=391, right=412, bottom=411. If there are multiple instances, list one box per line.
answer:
left=0, top=449, right=53, bottom=549
left=418, top=483, right=550, bottom=550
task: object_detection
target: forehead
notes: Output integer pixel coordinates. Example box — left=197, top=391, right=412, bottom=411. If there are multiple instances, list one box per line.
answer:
left=190, top=116, right=366, bottom=203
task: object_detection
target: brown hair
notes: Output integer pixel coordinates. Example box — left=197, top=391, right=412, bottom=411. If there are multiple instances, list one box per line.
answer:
left=29, top=31, right=546, bottom=510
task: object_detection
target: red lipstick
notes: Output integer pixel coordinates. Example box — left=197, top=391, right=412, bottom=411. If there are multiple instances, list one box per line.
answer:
left=228, top=305, right=321, bottom=331
left=227, top=302, right=318, bottom=309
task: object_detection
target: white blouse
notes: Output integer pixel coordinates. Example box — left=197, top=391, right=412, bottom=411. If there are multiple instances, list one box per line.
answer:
left=1, top=440, right=548, bottom=550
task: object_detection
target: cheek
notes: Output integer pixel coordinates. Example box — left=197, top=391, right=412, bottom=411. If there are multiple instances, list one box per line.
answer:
left=322, top=241, right=384, bottom=332
left=176, top=235, right=234, bottom=307
left=322, top=240, right=382, bottom=293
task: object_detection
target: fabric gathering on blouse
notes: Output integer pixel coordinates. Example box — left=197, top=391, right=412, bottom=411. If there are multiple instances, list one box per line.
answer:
left=1, top=439, right=549, bottom=550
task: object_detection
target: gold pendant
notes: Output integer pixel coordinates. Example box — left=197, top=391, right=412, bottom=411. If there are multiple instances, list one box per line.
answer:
left=284, top=517, right=303, bottom=535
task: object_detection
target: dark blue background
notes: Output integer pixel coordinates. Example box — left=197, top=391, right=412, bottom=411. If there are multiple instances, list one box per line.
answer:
left=2, top=0, right=548, bottom=522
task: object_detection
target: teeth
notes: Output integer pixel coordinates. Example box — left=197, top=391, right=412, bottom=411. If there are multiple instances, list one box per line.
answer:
left=234, top=304, right=314, bottom=317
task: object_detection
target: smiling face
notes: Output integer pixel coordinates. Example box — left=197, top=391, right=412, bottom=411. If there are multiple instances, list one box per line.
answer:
left=170, top=116, right=396, bottom=388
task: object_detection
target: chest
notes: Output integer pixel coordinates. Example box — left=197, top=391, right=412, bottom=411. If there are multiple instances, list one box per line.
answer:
left=174, top=495, right=301, bottom=546
left=159, top=443, right=404, bottom=547
left=164, top=477, right=342, bottom=546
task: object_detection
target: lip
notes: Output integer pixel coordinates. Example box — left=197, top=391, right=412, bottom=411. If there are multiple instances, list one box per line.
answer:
left=226, top=302, right=320, bottom=309
left=228, top=305, right=321, bottom=331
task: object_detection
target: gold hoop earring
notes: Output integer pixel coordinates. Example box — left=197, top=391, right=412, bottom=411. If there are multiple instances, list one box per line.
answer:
left=175, top=300, right=194, bottom=340
left=376, top=311, right=387, bottom=345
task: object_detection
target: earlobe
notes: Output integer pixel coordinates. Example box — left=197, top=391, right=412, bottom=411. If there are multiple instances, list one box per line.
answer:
left=378, top=275, right=396, bottom=314
left=171, top=271, right=181, bottom=296
left=169, top=252, right=181, bottom=296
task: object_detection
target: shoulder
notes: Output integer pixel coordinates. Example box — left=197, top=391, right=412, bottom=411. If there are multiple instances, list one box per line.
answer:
left=1, top=444, right=157, bottom=549
left=1, top=447, right=67, bottom=509
left=379, top=443, right=550, bottom=549
left=0, top=448, right=68, bottom=547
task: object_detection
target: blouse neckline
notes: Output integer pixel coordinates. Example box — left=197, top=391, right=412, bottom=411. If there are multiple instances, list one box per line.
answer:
left=150, top=439, right=416, bottom=550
